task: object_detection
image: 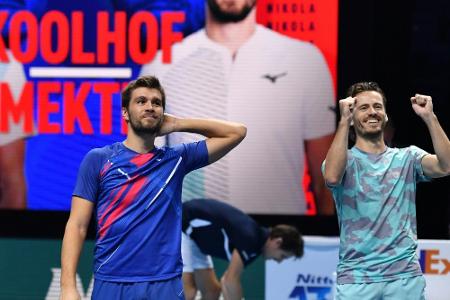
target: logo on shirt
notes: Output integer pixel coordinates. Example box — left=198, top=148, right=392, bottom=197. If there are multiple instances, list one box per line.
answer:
left=261, top=72, right=287, bottom=83
left=117, top=168, right=131, bottom=180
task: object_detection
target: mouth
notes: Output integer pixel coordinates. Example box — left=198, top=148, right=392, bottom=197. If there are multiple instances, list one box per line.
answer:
left=365, top=118, right=381, bottom=125
left=142, top=114, right=158, bottom=120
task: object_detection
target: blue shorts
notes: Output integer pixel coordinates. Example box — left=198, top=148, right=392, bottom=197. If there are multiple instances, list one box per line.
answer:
left=92, top=276, right=184, bottom=300
left=336, top=275, right=426, bottom=300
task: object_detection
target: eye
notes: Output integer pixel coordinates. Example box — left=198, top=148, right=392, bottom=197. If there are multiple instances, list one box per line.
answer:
left=136, top=97, right=146, bottom=105
left=152, top=99, right=162, bottom=107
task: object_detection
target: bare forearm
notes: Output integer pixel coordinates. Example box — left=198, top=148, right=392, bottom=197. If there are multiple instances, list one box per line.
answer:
left=221, top=278, right=243, bottom=300
left=324, top=121, right=350, bottom=185
left=61, top=221, right=88, bottom=289
left=425, top=114, right=450, bottom=171
left=171, top=117, right=247, bottom=163
left=175, top=118, right=246, bottom=140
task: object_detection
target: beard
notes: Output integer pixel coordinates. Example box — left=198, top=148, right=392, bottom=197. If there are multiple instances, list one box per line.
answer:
left=207, top=0, right=256, bottom=23
left=128, top=113, right=163, bottom=136
left=354, top=119, right=387, bottom=141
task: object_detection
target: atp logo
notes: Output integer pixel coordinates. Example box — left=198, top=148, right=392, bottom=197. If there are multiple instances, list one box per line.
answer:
left=46, top=268, right=94, bottom=300
left=419, top=249, right=450, bottom=275
left=289, top=273, right=334, bottom=300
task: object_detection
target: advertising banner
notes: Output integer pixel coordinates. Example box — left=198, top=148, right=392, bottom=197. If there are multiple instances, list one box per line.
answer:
left=266, top=237, right=450, bottom=300
left=266, top=236, right=339, bottom=300
left=0, top=0, right=338, bottom=215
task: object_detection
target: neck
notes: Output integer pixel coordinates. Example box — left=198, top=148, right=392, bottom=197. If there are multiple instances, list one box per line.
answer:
left=123, top=129, right=156, bottom=154
left=205, top=8, right=256, bottom=57
left=355, top=135, right=386, bottom=154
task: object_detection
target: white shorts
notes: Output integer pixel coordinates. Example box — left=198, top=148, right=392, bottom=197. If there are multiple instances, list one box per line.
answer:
left=182, top=232, right=214, bottom=273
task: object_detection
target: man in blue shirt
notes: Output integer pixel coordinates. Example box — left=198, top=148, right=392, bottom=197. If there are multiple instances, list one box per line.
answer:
left=182, top=199, right=303, bottom=300
left=323, top=82, right=450, bottom=299
left=60, top=75, right=246, bottom=300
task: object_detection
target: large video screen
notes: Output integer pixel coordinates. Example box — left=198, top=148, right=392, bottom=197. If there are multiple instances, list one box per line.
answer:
left=0, top=0, right=337, bottom=215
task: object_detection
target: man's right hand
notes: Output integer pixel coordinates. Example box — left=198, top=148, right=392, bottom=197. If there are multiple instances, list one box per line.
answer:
left=60, top=287, right=81, bottom=300
left=338, top=97, right=356, bottom=124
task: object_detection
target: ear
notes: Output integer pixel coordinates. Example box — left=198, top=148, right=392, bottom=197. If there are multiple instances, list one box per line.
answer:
left=385, top=115, right=389, bottom=122
left=274, top=237, right=283, bottom=246
left=350, top=120, right=354, bottom=126
left=122, top=107, right=129, bottom=122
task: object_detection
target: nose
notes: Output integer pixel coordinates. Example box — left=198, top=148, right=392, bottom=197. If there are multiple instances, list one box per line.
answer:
left=368, top=106, right=377, bottom=115
left=144, top=102, right=155, bottom=111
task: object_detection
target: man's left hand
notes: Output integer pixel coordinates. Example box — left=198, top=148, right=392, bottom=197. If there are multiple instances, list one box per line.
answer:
left=411, top=94, right=434, bottom=120
left=158, top=114, right=178, bottom=136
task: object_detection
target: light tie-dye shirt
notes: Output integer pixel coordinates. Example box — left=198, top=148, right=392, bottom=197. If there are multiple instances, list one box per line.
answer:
left=324, top=146, right=430, bottom=284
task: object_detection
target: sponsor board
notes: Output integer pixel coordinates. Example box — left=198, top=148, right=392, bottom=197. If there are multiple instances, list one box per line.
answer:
left=266, top=237, right=450, bottom=300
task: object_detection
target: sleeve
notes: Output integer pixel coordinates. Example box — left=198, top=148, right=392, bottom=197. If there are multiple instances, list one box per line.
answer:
left=321, top=150, right=353, bottom=189
left=72, top=148, right=105, bottom=203
left=232, top=228, right=264, bottom=267
left=409, top=146, right=432, bottom=182
left=174, top=140, right=209, bottom=174
left=321, top=160, right=335, bottom=189
left=300, top=44, right=336, bottom=140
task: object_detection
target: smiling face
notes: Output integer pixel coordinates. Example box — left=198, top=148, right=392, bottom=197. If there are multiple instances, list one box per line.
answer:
left=352, top=90, right=387, bottom=141
left=123, top=87, right=164, bottom=136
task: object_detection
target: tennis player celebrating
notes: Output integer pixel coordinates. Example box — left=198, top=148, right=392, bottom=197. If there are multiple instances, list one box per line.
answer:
left=323, top=82, right=450, bottom=300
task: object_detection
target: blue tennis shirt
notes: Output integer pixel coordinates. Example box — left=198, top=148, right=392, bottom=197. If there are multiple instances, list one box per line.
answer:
left=73, top=140, right=208, bottom=282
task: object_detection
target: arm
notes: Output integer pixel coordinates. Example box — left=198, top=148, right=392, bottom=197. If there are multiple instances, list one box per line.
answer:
left=305, top=134, right=335, bottom=214
left=323, top=97, right=355, bottom=186
left=221, top=250, right=244, bottom=300
left=60, top=196, right=94, bottom=300
left=159, top=114, right=247, bottom=163
left=0, top=139, right=26, bottom=209
left=411, top=94, right=450, bottom=178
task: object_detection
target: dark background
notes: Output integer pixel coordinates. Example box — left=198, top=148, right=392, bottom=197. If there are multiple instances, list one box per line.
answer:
left=0, top=0, right=449, bottom=239
left=338, top=0, right=450, bottom=239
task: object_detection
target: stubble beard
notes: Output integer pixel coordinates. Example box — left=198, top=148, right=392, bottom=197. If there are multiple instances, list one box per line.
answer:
left=354, top=120, right=386, bottom=142
left=207, top=0, right=256, bottom=23
left=129, top=114, right=163, bottom=136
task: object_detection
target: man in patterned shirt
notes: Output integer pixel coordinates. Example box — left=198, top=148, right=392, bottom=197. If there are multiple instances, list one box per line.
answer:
left=60, top=75, right=246, bottom=300
left=323, top=82, right=450, bottom=299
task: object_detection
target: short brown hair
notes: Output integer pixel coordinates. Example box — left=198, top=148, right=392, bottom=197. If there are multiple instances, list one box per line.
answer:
left=346, top=81, right=387, bottom=105
left=121, top=75, right=166, bottom=109
left=269, top=224, right=304, bottom=258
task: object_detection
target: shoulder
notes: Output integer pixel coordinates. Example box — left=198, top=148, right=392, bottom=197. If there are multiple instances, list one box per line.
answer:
left=140, top=29, right=207, bottom=77
left=81, top=143, right=122, bottom=167
left=88, top=142, right=121, bottom=157
left=404, top=145, right=430, bottom=161
left=174, top=29, right=207, bottom=50
left=390, top=146, right=428, bottom=158
left=169, top=140, right=207, bottom=154
left=257, top=25, right=324, bottom=57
